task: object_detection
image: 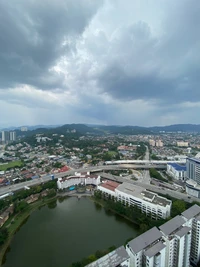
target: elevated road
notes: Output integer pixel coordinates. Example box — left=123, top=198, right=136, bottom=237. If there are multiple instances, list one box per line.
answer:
left=0, top=164, right=198, bottom=204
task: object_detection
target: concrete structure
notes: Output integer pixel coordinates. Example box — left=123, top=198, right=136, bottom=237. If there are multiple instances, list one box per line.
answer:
left=159, top=216, right=191, bottom=267
left=86, top=246, right=130, bottom=267
left=156, top=140, right=163, bottom=147
left=126, top=227, right=165, bottom=267
left=167, top=163, right=186, bottom=181
left=177, top=142, right=189, bottom=147
left=9, top=131, right=16, bottom=141
left=186, top=157, right=200, bottom=198
left=182, top=205, right=200, bottom=266
left=115, top=183, right=171, bottom=219
left=1, top=131, right=10, bottom=143
left=57, top=172, right=101, bottom=190
left=97, top=181, right=172, bottom=219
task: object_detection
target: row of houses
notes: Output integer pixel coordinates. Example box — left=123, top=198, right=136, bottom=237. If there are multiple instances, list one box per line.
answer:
left=86, top=204, right=200, bottom=267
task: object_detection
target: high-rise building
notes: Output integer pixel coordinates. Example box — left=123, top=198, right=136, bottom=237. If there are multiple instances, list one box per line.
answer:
left=1, top=131, right=10, bottom=143
left=21, top=127, right=28, bottom=131
left=9, top=131, right=16, bottom=142
left=186, top=157, right=200, bottom=198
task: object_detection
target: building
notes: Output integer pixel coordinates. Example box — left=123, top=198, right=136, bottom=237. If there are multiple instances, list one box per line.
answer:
left=97, top=182, right=172, bottom=219
left=1, top=131, right=10, bottom=143
left=177, top=141, right=189, bottom=147
left=156, top=140, right=163, bottom=147
left=21, top=126, right=28, bottom=131
left=86, top=246, right=130, bottom=267
left=9, top=131, right=16, bottom=142
left=149, top=139, right=156, bottom=147
left=167, top=163, right=186, bottom=181
left=186, top=157, right=200, bottom=198
left=57, top=172, right=101, bottom=190
left=115, top=182, right=171, bottom=219
left=126, top=227, right=165, bottom=267
left=159, top=216, right=191, bottom=267
left=182, top=205, right=200, bottom=266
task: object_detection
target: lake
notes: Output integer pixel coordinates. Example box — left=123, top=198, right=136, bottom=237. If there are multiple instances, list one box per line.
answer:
left=2, top=197, right=139, bottom=267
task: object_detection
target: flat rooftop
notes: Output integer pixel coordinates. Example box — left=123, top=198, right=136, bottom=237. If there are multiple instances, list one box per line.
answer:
left=85, top=246, right=129, bottom=267
left=127, top=227, right=162, bottom=254
left=159, top=215, right=185, bottom=236
left=58, top=175, right=99, bottom=182
left=116, top=182, right=171, bottom=207
left=182, top=204, right=200, bottom=220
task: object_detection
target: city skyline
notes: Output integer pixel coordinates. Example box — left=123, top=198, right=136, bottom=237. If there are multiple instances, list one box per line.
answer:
left=0, top=0, right=200, bottom=127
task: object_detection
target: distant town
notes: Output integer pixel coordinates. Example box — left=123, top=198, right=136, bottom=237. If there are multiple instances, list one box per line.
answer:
left=1, top=123, right=200, bottom=266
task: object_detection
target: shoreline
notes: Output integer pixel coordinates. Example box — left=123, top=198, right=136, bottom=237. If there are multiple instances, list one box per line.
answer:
left=0, top=196, right=57, bottom=267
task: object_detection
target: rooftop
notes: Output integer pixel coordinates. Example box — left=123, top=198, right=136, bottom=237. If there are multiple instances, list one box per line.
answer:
left=85, top=246, right=129, bottom=267
left=98, top=181, right=120, bottom=192
left=182, top=204, right=200, bottom=220
left=127, top=227, right=162, bottom=254
left=144, top=241, right=166, bottom=258
left=187, top=157, right=200, bottom=164
left=116, top=183, right=171, bottom=207
left=168, top=162, right=186, bottom=171
left=175, top=226, right=191, bottom=238
left=159, top=215, right=185, bottom=236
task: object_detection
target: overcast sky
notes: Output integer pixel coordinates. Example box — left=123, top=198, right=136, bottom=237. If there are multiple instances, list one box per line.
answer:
left=0, top=0, right=200, bottom=127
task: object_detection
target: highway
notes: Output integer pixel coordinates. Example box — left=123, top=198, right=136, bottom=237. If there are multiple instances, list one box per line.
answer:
left=0, top=164, right=199, bottom=204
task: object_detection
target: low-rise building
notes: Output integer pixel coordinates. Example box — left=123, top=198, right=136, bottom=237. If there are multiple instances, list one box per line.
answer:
left=57, top=172, right=101, bottom=190
left=115, top=182, right=171, bottom=219
left=167, top=163, right=186, bottom=181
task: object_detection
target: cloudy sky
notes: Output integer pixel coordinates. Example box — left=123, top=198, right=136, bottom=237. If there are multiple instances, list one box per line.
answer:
left=0, top=0, right=200, bottom=127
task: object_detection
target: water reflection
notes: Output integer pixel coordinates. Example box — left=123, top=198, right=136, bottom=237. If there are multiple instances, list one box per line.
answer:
left=47, top=200, right=57, bottom=209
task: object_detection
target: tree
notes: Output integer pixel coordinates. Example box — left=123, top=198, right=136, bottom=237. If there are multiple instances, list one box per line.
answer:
left=0, top=228, right=8, bottom=245
left=172, top=200, right=186, bottom=217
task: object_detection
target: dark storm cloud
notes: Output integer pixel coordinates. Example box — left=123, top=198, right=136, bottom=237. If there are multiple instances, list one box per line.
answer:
left=94, top=0, right=200, bottom=105
left=0, top=0, right=102, bottom=89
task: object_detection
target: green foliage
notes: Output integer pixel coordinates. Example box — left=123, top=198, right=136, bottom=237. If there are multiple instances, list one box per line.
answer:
left=69, top=246, right=116, bottom=267
left=15, top=200, right=28, bottom=213
left=171, top=200, right=186, bottom=217
left=0, top=228, right=8, bottom=246
left=149, top=168, right=166, bottom=182
left=0, top=160, right=23, bottom=171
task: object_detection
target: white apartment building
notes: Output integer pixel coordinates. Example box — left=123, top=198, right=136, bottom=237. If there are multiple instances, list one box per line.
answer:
left=115, top=182, right=172, bottom=219
left=159, top=216, right=191, bottom=267
left=126, top=227, right=165, bottom=267
left=57, top=173, right=101, bottom=190
left=182, top=205, right=200, bottom=266
left=177, top=142, right=189, bottom=147
left=167, top=163, right=186, bottom=181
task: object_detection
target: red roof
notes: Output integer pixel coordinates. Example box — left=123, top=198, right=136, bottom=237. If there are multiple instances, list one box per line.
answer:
left=99, top=181, right=120, bottom=192
left=58, top=166, right=70, bottom=173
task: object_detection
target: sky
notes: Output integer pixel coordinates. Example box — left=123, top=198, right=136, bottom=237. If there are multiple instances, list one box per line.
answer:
left=0, top=0, right=200, bottom=127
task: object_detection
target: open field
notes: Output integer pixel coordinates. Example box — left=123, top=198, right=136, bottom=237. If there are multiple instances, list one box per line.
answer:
left=0, top=161, right=23, bottom=171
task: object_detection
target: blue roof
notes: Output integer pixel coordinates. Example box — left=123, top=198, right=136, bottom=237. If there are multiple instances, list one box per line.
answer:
left=168, top=163, right=186, bottom=171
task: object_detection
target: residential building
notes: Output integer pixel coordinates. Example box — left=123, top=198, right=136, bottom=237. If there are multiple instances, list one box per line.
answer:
left=182, top=205, right=200, bottom=266
left=177, top=142, right=189, bottom=147
left=167, top=163, right=186, bottom=181
left=1, top=131, right=10, bottom=143
left=126, top=227, right=165, bottom=267
left=156, top=140, right=163, bottom=147
left=159, top=216, right=191, bottom=267
left=86, top=246, right=130, bottom=267
left=186, top=157, right=200, bottom=198
left=149, top=139, right=156, bottom=147
left=57, top=172, right=101, bottom=189
left=115, top=182, right=171, bottom=219
left=9, top=131, right=16, bottom=142
left=97, top=182, right=172, bottom=219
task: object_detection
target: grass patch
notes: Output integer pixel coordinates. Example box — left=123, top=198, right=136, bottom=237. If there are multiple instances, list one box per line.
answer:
left=0, top=161, right=23, bottom=171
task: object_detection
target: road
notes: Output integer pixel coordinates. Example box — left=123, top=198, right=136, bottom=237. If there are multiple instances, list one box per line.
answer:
left=0, top=164, right=199, bottom=204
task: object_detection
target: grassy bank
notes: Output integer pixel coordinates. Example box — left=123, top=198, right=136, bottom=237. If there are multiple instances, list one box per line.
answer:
left=0, top=197, right=56, bottom=266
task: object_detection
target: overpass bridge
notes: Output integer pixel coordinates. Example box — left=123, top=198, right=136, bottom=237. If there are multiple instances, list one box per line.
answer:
left=105, top=160, right=186, bottom=165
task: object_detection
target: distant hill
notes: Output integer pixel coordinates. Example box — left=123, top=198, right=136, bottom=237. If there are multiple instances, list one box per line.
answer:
left=94, top=125, right=153, bottom=135
left=148, top=124, right=200, bottom=133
